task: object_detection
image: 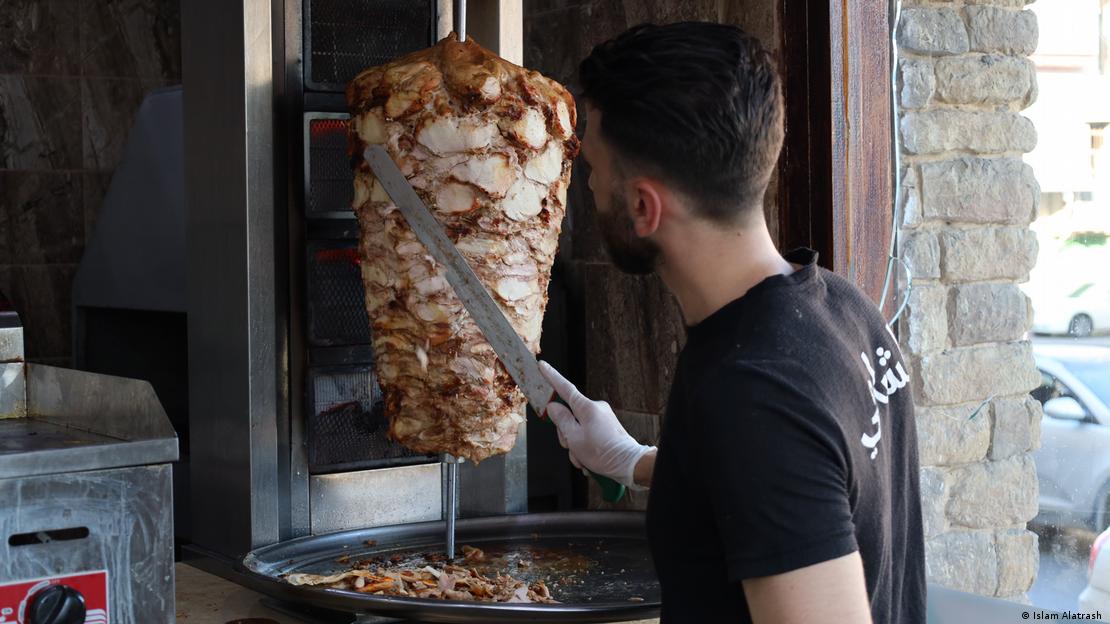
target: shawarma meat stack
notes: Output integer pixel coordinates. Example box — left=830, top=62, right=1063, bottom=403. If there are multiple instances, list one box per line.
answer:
left=346, top=34, right=578, bottom=463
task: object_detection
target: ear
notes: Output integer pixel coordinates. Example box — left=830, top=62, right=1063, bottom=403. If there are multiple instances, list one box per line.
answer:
left=628, top=178, right=664, bottom=238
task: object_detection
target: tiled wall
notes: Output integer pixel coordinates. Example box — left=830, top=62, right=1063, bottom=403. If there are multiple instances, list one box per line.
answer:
left=0, top=0, right=180, bottom=364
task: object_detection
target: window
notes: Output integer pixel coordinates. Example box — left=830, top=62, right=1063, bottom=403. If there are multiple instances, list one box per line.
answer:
left=1023, top=1, right=1110, bottom=613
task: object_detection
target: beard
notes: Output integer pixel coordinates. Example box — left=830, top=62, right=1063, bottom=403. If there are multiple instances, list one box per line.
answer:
left=597, top=189, right=661, bottom=275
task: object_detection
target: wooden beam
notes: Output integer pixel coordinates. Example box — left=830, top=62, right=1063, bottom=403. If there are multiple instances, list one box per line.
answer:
left=776, top=0, right=892, bottom=305
left=828, top=0, right=893, bottom=306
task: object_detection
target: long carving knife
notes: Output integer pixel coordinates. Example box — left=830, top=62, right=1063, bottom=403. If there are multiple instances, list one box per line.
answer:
left=364, top=145, right=626, bottom=503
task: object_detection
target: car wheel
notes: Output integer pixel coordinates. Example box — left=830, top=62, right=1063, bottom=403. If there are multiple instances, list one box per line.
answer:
left=1069, top=314, right=1094, bottom=338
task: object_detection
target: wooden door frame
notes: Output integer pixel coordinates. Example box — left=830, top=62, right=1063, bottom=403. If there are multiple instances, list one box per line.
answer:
left=777, top=0, right=893, bottom=306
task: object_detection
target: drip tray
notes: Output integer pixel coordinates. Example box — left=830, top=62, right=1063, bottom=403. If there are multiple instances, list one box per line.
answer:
left=239, top=512, right=660, bottom=623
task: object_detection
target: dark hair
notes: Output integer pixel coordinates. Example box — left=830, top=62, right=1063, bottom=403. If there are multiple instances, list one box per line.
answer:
left=579, top=22, right=784, bottom=224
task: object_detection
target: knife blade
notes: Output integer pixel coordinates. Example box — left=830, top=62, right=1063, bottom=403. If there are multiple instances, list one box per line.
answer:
left=364, top=145, right=626, bottom=503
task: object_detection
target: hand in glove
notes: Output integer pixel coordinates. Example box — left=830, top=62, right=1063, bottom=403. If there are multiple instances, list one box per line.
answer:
left=539, top=361, right=655, bottom=490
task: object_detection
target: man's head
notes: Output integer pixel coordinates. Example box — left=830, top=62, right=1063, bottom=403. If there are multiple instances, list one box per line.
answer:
left=577, top=22, right=785, bottom=274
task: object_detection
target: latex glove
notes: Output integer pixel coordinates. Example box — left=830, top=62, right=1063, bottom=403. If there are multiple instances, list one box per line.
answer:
left=539, top=360, right=655, bottom=490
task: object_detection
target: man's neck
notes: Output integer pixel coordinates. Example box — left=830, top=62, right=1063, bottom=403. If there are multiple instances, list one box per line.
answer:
left=656, top=218, right=793, bottom=326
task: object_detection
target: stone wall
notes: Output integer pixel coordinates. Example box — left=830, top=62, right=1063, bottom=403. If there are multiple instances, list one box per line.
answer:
left=0, top=0, right=181, bottom=364
left=896, top=0, right=1043, bottom=600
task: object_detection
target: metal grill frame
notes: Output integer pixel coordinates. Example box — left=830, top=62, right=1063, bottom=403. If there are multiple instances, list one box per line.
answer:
left=303, top=112, right=355, bottom=220
left=305, top=239, right=371, bottom=347
left=303, top=0, right=438, bottom=93
left=305, top=365, right=430, bottom=473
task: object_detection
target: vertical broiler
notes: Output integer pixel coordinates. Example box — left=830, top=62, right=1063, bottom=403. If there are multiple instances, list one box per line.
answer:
left=184, top=1, right=529, bottom=569
left=183, top=2, right=659, bottom=620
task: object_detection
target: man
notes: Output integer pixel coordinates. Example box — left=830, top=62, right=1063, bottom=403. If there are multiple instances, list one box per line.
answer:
left=538, top=22, right=926, bottom=624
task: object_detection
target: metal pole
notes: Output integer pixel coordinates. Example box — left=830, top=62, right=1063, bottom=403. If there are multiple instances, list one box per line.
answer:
left=442, top=454, right=461, bottom=560
left=455, top=0, right=467, bottom=42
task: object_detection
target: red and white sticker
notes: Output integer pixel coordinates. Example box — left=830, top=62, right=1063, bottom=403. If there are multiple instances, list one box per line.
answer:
left=0, top=570, right=108, bottom=623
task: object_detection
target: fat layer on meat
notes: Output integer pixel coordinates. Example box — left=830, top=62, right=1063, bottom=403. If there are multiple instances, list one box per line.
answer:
left=347, top=33, right=578, bottom=463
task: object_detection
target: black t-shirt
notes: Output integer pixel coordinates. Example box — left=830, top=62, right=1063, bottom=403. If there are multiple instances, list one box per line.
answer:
left=645, top=248, right=926, bottom=624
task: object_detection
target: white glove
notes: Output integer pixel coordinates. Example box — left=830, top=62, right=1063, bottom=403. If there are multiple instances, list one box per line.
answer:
left=539, top=360, right=655, bottom=490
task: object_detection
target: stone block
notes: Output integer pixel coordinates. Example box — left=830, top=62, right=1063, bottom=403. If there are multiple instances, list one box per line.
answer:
left=899, top=284, right=948, bottom=356
left=949, top=282, right=1030, bottom=347
left=934, top=54, right=1034, bottom=107
left=900, top=166, right=924, bottom=228
left=995, top=528, right=1038, bottom=596
left=901, top=229, right=941, bottom=280
left=990, top=396, right=1042, bottom=460
left=898, top=8, right=970, bottom=55
left=965, top=0, right=1030, bottom=8
left=917, top=403, right=991, bottom=467
left=901, top=111, right=1036, bottom=156
left=965, top=7, right=1038, bottom=56
left=900, top=58, right=936, bottom=109
left=920, top=467, right=951, bottom=540
left=946, top=455, right=1038, bottom=528
left=919, top=158, right=1039, bottom=224
left=940, top=227, right=1039, bottom=281
left=915, top=341, right=1040, bottom=406
left=926, top=529, right=998, bottom=594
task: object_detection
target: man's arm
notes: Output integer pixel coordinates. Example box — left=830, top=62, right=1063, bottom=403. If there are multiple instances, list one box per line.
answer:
left=743, top=552, right=872, bottom=624
left=634, top=448, right=656, bottom=488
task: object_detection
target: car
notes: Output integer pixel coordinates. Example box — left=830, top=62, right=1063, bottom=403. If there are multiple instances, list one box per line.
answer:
left=1032, top=344, right=1110, bottom=531
left=1032, top=282, right=1110, bottom=337
left=1079, top=527, right=1110, bottom=615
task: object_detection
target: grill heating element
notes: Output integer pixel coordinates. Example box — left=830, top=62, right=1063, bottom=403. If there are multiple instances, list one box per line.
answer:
left=305, top=0, right=436, bottom=91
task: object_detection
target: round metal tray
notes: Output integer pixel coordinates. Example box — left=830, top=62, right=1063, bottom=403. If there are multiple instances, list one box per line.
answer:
left=239, top=511, right=661, bottom=623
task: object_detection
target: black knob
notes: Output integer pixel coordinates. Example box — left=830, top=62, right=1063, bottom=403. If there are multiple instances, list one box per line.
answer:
left=27, top=585, right=86, bottom=624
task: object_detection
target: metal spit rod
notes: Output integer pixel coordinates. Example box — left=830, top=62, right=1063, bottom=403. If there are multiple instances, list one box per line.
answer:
left=455, top=0, right=467, bottom=42
left=442, top=454, right=462, bottom=560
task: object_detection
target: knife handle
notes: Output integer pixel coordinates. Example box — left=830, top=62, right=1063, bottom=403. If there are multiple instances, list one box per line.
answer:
left=542, top=395, right=627, bottom=503
left=594, top=473, right=628, bottom=503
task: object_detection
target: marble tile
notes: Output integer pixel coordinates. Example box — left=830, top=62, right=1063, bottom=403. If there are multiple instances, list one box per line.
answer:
left=0, top=264, right=78, bottom=360
left=82, top=171, right=112, bottom=242
left=80, top=0, right=181, bottom=81
left=81, top=76, right=159, bottom=171
left=0, top=0, right=81, bottom=75
left=0, top=171, right=84, bottom=264
left=0, top=74, right=83, bottom=170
